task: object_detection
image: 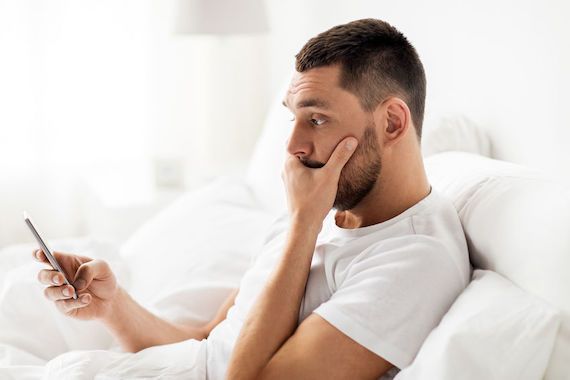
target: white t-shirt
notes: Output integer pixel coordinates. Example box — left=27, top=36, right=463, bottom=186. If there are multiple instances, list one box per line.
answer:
left=206, top=186, right=472, bottom=379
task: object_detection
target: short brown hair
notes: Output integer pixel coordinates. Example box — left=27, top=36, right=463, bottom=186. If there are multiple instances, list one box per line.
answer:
left=296, top=18, right=426, bottom=140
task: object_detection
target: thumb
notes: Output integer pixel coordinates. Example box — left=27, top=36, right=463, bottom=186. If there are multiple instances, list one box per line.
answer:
left=73, top=259, right=110, bottom=291
left=325, top=137, right=358, bottom=173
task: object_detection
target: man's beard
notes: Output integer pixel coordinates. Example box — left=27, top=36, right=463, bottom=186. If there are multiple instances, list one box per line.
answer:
left=299, top=124, right=382, bottom=211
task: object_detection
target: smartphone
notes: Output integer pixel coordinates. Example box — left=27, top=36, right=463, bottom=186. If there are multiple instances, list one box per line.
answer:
left=23, top=211, right=78, bottom=300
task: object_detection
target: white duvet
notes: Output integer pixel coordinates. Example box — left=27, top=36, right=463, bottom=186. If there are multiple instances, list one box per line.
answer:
left=0, top=177, right=279, bottom=379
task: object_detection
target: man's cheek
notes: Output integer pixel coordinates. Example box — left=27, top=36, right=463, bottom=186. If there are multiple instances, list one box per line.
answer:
left=338, top=159, right=353, bottom=185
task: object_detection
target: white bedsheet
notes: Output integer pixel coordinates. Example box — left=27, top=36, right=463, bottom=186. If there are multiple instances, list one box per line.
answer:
left=0, top=238, right=232, bottom=379
left=0, top=177, right=278, bottom=379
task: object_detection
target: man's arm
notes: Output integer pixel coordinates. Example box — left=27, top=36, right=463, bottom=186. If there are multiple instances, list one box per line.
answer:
left=34, top=248, right=238, bottom=353
left=226, top=218, right=393, bottom=379
left=104, top=287, right=238, bottom=353
left=226, top=137, right=394, bottom=379
left=227, top=218, right=321, bottom=378
left=260, top=313, right=393, bottom=379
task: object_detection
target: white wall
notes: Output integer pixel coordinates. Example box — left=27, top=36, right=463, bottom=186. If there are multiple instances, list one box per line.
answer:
left=1, top=0, right=568, bottom=247
left=146, top=0, right=271, bottom=183
left=0, top=0, right=271, bottom=247
left=263, top=0, right=570, bottom=188
left=0, top=0, right=155, bottom=246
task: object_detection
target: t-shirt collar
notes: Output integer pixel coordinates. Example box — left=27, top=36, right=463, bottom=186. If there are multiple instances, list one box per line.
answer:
left=327, top=184, right=435, bottom=238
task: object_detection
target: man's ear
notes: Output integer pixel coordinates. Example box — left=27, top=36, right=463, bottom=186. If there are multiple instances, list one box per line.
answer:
left=375, top=97, right=410, bottom=149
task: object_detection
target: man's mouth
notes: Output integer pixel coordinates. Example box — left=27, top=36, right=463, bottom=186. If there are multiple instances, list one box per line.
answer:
left=299, top=157, right=325, bottom=169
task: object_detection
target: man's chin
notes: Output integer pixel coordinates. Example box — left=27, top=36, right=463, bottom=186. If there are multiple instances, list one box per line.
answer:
left=333, top=182, right=376, bottom=211
left=333, top=197, right=359, bottom=212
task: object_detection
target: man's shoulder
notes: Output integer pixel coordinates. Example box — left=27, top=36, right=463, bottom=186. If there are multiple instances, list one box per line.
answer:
left=359, top=233, right=451, bottom=261
left=333, top=232, right=469, bottom=289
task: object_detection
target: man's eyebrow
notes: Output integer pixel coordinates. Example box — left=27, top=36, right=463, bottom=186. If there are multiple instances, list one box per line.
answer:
left=282, top=98, right=331, bottom=110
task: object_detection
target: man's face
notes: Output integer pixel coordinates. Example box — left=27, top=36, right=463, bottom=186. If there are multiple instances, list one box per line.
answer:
left=283, top=65, right=382, bottom=211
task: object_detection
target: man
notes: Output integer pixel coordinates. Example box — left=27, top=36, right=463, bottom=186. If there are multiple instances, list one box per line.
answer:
left=33, top=19, right=471, bottom=379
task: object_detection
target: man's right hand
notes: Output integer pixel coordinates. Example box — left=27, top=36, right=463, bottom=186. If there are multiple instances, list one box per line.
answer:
left=33, top=249, right=118, bottom=321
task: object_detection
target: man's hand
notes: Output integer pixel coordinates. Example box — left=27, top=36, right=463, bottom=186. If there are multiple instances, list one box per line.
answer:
left=33, top=249, right=118, bottom=321
left=281, top=136, right=358, bottom=225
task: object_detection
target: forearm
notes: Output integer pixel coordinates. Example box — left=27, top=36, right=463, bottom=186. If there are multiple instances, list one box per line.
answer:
left=227, top=217, right=321, bottom=379
left=102, top=287, right=208, bottom=353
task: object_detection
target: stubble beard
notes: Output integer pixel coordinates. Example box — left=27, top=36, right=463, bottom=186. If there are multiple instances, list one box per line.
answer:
left=333, top=125, right=382, bottom=211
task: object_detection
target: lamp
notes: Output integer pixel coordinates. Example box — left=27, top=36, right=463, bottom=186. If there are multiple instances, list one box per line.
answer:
left=162, top=0, right=270, bottom=188
left=174, top=0, right=269, bottom=35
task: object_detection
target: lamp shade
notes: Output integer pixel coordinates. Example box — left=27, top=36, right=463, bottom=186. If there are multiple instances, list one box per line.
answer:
left=175, top=0, right=269, bottom=35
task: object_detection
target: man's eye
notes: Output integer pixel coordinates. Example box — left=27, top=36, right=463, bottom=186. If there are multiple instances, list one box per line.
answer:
left=310, top=118, right=326, bottom=126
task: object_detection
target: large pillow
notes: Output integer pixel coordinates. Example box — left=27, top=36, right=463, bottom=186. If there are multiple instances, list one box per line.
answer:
left=245, top=79, right=291, bottom=214
left=395, top=269, right=561, bottom=380
left=118, top=176, right=278, bottom=322
left=425, top=152, right=570, bottom=379
left=421, top=114, right=492, bottom=158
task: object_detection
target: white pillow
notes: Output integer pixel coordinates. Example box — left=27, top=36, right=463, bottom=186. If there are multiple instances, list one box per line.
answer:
left=119, top=176, right=277, bottom=320
left=245, top=78, right=291, bottom=214
left=395, top=269, right=561, bottom=380
left=421, top=114, right=492, bottom=158
left=425, top=151, right=570, bottom=378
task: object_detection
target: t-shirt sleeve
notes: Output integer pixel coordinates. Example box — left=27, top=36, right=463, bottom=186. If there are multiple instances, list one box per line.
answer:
left=313, top=235, right=465, bottom=369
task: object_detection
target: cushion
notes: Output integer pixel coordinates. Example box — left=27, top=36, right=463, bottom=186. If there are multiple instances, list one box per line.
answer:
left=245, top=79, right=290, bottom=214
left=395, top=269, right=561, bottom=380
left=118, top=176, right=278, bottom=322
left=425, top=151, right=570, bottom=379
left=421, top=114, right=492, bottom=157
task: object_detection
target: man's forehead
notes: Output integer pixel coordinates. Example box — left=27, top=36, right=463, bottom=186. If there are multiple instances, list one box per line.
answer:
left=287, top=66, right=340, bottom=93
left=283, top=66, right=341, bottom=108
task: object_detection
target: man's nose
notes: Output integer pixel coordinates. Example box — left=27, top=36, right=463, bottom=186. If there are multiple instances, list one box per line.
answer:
left=286, top=126, right=312, bottom=158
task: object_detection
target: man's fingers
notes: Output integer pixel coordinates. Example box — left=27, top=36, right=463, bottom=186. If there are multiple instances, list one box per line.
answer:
left=285, top=154, right=304, bottom=169
left=54, top=294, right=91, bottom=314
left=73, top=259, right=110, bottom=291
left=38, top=269, right=65, bottom=286
left=32, top=249, right=48, bottom=263
left=33, top=249, right=75, bottom=265
left=282, top=154, right=303, bottom=180
left=44, top=285, right=76, bottom=301
left=325, top=137, right=358, bottom=174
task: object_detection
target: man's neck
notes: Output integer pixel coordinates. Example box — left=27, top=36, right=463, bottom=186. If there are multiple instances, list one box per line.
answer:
left=336, top=151, right=432, bottom=229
